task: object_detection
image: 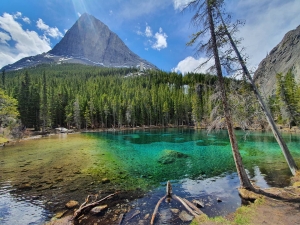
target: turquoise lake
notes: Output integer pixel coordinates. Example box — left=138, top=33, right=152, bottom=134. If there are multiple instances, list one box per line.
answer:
left=0, top=128, right=300, bottom=224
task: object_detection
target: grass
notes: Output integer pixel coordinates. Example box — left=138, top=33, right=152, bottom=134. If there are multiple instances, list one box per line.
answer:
left=190, top=197, right=265, bottom=225
left=0, top=137, right=8, bottom=144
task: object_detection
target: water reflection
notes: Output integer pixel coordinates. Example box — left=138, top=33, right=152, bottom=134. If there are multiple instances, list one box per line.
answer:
left=0, top=182, right=51, bottom=225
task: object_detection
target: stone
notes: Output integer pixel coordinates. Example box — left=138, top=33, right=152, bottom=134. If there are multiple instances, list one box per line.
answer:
left=90, top=205, right=108, bottom=214
left=179, top=210, right=194, bottom=222
left=170, top=208, right=179, bottom=214
left=55, top=210, right=67, bottom=219
left=217, top=198, right=222, bottom=202
left=138, top=220, right=147, bottom=225
left=144, top=213, right=150, bottom=219
left=65, top=200, right=79, bottom=209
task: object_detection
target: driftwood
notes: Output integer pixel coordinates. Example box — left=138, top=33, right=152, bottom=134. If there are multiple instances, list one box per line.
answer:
left=73, top=192, right=118, bottom=220
left=173, top=195, right=198, bottom=217
left=181, top=197, right=204, bottom=215
left=150, top=181, right=205, bottom=224
left=150, top=195, right=167, bottom=225
left=167, top=180, right=172, bottom=197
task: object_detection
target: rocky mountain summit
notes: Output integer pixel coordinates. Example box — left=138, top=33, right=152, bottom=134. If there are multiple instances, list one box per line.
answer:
left=254, top=25, right=300, bottom=97
left=2, top=13, right=156, bottom=71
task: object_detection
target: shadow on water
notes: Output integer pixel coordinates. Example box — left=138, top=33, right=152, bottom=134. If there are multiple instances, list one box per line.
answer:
left=0, top=129, right=299, bottom=224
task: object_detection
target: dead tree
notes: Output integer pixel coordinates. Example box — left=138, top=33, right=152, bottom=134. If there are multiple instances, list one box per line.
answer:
left=216, top=7, right=299, bottom=175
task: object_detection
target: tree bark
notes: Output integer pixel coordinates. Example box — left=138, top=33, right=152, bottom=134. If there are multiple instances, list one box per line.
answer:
left=206, top=0, right=254, bottom=190
left=217, top=8, right=298, bottom=175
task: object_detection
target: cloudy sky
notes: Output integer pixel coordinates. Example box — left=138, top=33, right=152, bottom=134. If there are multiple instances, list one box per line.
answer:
left=0, top=0, right=300, bottom=74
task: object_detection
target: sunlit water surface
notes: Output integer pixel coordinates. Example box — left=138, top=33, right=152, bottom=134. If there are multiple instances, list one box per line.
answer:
left=0, top=129, right=299, bottom=225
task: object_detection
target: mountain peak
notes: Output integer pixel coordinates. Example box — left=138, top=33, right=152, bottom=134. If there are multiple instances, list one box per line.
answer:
left=2, top=14, right=156, bottom=71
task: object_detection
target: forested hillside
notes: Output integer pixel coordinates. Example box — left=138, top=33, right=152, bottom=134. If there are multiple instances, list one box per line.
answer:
left=2, top=63, right=263, bottom=131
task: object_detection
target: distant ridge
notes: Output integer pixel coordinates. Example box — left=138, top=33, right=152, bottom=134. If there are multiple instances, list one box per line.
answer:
left=2, top=13, right=156, bottom=71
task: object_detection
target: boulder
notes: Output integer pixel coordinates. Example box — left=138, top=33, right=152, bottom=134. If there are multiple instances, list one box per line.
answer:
left=158, top=150, right=188, bottom=164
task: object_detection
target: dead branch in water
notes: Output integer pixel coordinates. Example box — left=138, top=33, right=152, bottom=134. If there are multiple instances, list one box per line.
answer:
left=150, top=181, right=205, bottom=224
left=173, top=195, right=198, bottom=217
left=150, top=195, right=167, bottom=225
left=73, top=192, right=118, bottom=220
left=181, top=197, right=204, bottom=215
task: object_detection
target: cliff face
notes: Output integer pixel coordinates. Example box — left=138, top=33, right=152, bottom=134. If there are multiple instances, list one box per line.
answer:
left=2, top=13, right=156, bottom=71
left=254, top=25, right=300, bottom=97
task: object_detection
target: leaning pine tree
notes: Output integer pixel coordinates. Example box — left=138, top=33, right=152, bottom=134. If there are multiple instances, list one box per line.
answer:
left=185, top=0, right=254, bottom=190
left=215, top=6, right=299, bottom=176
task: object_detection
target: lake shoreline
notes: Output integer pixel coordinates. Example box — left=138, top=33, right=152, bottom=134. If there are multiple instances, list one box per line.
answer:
left=3, top=123, right=300, bottom=146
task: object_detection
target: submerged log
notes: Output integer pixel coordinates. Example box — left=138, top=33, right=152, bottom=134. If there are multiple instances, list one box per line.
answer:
left=173, top=195, right=198, bottom=217
left=150, top=195, right=167, bottom=225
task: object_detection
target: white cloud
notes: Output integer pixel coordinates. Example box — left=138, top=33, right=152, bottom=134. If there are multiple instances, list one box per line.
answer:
left=109, top=10, right=113, bottom=16
left=77, top=12, right=81, bottom=17
left=173, top=0, right=193, bottom=11
left=172, top=56, right=214, bottom=75
left=22, top=17, right=30, bottom=24
left=36, top=18, right=63, bottom=38
left=145, top=25, right=152, bottom=37
left=226, top=0, right=300, bottom=69
left=0, top=13, right=51, bottom=68
left=152, top=27, right=168, bottom=51
left=13, top=12, right=22, bottom=19
left=0, top=31, right=11, bottom=44
left=64, top=29, right=68, bottom=33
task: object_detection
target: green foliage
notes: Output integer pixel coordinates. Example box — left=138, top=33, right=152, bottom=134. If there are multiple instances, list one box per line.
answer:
left=3, top=63, right=257, bottom=129
left=0, top=88, right=19, bottom=128
left=272, top=70, right=300, bottom=126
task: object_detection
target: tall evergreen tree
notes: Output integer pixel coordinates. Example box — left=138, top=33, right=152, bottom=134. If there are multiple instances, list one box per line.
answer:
left=186, top=0, right=254, bottom=190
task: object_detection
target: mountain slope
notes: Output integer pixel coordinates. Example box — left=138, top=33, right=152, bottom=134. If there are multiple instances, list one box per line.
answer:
left=2, top=13, right=156, bottom=71
left=254, top=25, right=300, bottom=97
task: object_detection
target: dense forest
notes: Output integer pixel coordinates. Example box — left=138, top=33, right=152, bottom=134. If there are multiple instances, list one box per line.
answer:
left=1, top=63, right=298, bottom=132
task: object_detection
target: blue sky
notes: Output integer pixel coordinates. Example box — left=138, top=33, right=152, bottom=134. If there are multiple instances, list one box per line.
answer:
left=0, top=0, right=300, bottom=74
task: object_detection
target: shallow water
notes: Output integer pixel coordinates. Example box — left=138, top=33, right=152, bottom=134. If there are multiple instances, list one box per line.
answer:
left=0, top=129, right=299, bottom=225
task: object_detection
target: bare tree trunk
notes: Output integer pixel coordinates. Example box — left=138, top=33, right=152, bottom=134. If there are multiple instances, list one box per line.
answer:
left=217, top=8, right=298, bottom=175
left=206, top=0, right=254, bottom=190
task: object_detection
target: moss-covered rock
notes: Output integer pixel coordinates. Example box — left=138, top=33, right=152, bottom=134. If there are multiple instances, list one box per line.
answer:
left=157, top=150, right=188, bottom=164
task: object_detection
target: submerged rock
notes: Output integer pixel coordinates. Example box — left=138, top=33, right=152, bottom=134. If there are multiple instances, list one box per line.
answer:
left=179, top=210, right=194, bottom=222
left=158, top=150, right=188, bottom=164
left=170, top=208, right=179, bottom=214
